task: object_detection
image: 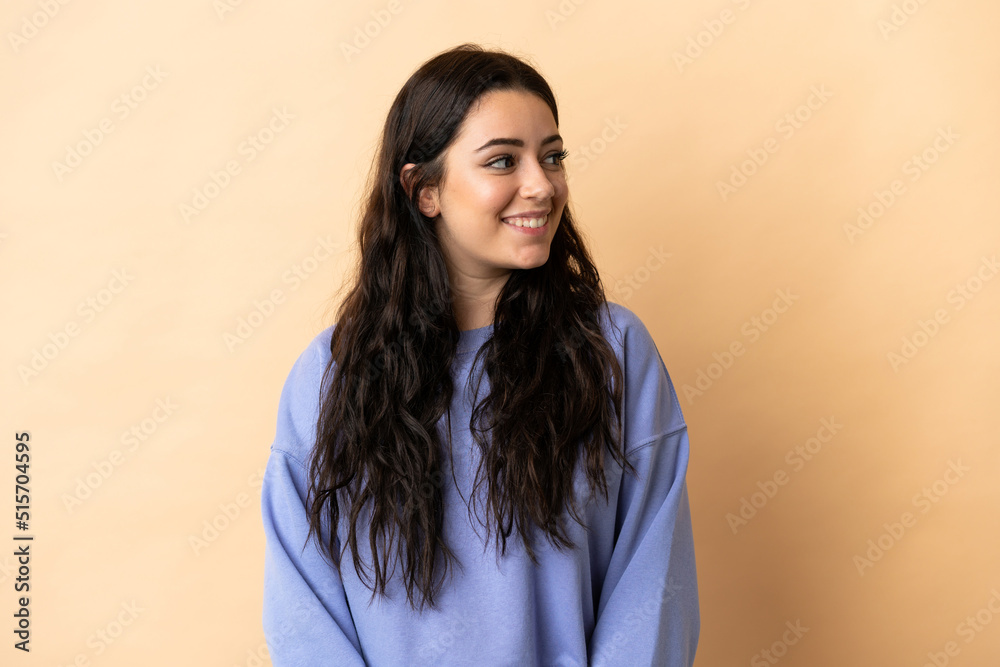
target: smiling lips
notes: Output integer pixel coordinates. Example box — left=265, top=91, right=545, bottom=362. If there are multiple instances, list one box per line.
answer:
left=502, top=210, right=550, bottom=229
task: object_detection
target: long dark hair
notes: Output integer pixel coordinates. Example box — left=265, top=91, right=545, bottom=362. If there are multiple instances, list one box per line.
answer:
left=306, top=42, right=635, bottom=611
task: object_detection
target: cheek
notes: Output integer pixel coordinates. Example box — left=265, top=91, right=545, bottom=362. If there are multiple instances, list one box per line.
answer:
left=450, top=175, right=509, bottom=218
left=554, top=173, right=569, bottom=200
left=480, top=183, right=516, bottom=216
left=465, top=172, right=517, bottom=208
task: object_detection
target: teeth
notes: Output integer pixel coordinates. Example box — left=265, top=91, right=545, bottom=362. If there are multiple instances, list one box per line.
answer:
left=503, top=215, right=547, bottom=228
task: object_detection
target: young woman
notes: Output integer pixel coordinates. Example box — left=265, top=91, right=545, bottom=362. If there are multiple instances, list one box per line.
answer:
left=261, top=43, right=699, bottom=666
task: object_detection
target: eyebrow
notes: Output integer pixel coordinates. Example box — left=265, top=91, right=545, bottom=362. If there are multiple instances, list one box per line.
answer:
left=474, top=134, right=563, bottom=152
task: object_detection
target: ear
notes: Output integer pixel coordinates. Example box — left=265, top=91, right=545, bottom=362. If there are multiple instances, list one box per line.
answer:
left=400, top=163, right=440, bottom=218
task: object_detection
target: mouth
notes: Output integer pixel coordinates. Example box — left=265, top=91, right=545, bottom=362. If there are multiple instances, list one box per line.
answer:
left=501, top=213, right=549, bottom=229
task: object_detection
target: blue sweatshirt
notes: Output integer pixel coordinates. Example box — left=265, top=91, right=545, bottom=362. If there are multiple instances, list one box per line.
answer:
left=261, top=302, right=699, bottom=666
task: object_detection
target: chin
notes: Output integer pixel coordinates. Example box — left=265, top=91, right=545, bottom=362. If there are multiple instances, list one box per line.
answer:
left=516, top=254, right=551, bottom=270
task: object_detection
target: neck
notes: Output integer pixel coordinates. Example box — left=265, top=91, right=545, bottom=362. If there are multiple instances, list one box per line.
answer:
left=449, top=272, right=510, bottom=332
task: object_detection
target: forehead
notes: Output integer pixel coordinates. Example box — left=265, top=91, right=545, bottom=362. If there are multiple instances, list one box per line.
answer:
left=454, top=89, right=558, bottom=146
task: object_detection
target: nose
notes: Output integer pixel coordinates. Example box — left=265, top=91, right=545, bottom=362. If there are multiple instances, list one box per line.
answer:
left=519, top=158, right=556, bottom=201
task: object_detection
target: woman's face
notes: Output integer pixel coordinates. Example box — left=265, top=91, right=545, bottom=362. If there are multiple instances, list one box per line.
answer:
left=413, top=89, right=569, bottom=285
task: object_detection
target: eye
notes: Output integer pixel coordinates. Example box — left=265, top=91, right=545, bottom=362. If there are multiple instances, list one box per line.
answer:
left=546, top=149, right=569, bottom=166
left=486, top=149, right=569, bottom=170
left=486, top=154, right=515, bottom=169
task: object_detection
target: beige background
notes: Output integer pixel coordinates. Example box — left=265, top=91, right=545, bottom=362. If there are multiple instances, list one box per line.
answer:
left=2, top=0, right=998, bottom=665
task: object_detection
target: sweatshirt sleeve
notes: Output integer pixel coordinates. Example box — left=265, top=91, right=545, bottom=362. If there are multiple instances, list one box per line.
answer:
left=588, top=429, right=699, bottom=666
left=589, top=304, right=700, bottom=666
left=261, top=330, right=367, bottom=667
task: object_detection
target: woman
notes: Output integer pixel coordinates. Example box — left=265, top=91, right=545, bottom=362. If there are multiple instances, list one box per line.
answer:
left=261, top=43, right=699, bottom=666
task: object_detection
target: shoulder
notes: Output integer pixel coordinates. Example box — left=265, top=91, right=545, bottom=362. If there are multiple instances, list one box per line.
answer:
left=598, top=301, right=666, bottom=372
left=271, top=325, right=336, bottom=466
left=599, top=301, right=653, bottom=350
left=598, top=301, right=687, bottom=448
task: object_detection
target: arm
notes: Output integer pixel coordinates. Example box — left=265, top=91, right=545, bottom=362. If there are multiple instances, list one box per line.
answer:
left=261, top=331, right=367, bottom=666
left=589, top=304, right=700, bottom=666
left=588, top=428, right=700, bottom=667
